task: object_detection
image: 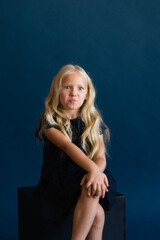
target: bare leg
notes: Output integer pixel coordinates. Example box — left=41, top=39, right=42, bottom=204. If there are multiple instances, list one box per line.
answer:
left=85, top=203, right=105, bottom=240
left=71, top=185, right=100, bottom=240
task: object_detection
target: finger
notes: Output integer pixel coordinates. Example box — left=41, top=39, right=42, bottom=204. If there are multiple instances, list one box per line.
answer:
left=80, top=175, right=86, bottom=185
left=106, top=187, right=109, bottom=192
left=95, top=185, right=101, bottom=197
left=101, top=185, right=106, bottom=198
left=86, top=181, right=92, bottom=189
left=91, top=183, right=97, bottom=196
left=88, top=186, right=91, bottom=197
left=104, top=176, right=109, bottom=187
left=86, top=176, right=94, bottom=188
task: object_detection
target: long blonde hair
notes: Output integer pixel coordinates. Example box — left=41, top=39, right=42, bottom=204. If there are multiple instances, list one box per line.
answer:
left=43, top=64, right=110, bottom=159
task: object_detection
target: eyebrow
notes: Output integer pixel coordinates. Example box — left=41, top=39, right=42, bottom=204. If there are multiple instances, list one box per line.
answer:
left=63, top=82, right=86, bottom=87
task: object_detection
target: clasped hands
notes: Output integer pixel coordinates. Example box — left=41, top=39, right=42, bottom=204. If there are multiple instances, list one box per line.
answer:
left=80, top=166, right=109, bottom=199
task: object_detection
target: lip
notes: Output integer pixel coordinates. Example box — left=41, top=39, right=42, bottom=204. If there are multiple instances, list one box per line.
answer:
left=69, top=99, right=77, bottom=102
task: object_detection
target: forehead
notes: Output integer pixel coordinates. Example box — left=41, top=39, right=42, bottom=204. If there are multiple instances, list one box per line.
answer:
left=62, top=72, right=87, bottom=87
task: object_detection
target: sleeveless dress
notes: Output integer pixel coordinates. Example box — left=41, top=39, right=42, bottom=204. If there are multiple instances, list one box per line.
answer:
left=32, top=116, right=117, bottom=227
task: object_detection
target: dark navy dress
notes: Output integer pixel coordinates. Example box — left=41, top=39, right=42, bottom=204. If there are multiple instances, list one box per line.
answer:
left=32, top=116, right=116, bottom=226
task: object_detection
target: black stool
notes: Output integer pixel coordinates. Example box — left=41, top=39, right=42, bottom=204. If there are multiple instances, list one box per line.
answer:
left=18, top=186, right=126, bottom=240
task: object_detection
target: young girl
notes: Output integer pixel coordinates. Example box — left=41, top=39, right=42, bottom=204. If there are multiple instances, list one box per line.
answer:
left=34, top=64, right=116, bottom=240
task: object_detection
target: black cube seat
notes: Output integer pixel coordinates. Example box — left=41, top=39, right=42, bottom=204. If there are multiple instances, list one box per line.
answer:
left=18, top=186, right=126, bottom=240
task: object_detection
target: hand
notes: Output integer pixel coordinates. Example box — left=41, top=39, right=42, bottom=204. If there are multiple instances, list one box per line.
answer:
left=87, top=185, right=107, bottom=198
left=88, top=176, right=109, bottom=198
left=87, top=174, right=109, bottom=198
left=80, top=166, right=109, bottom=198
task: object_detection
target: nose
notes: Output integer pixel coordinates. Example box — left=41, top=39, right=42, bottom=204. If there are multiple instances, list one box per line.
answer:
left=70, top=88, right=77, bottom=96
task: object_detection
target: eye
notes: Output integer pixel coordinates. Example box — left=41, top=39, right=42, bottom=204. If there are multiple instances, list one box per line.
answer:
left=64, top=86, right=70, bottom=89
left=78, top=87, right=83, bottom=90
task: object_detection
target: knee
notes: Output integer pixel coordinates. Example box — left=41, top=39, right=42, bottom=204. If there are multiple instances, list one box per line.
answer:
left=76, top=185, right=99, bottom=210
left=80, top=184, right=100, bottom=202
left=94, top=204, right=105, bottom=228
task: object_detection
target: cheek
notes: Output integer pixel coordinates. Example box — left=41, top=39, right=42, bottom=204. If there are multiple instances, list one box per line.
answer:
left=59, top=92, right=65, bottom=104
left=60, top=90, right=66, bottom=99
left=84, top=92, right=87, bottom=100
left=80, top=95, right=87, bottom=103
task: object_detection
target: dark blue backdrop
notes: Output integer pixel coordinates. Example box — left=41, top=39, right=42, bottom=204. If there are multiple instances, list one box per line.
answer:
left=1, top=0, right=160, bottom=239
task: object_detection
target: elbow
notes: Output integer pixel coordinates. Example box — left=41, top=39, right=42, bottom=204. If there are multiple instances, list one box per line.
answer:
left=102, top=158, right=107, bottom=171
left=96, top=157, right=106, bottom=172
left=104, top=160, right=107, bottom=170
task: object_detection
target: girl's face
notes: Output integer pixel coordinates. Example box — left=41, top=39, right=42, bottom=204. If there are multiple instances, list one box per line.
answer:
left=59, top=72, right=87, bottom=119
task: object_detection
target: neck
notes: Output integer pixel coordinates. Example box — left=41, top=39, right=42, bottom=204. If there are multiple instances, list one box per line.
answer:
left=69, top=114, right=79, bottom=120
left=65, top=111, right=80, bottom=120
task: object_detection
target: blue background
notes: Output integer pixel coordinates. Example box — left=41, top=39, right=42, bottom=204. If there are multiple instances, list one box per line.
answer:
left=1, top=0, right=160, bottom=239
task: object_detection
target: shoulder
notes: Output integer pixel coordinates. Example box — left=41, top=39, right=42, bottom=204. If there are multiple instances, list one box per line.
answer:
left=99, top=119, right=110, bottom=144
left=99, top=119, right=107, bottom=135
left=35, top=111, right=60, bottom=140
left=44, top=127, right=70, bottom=150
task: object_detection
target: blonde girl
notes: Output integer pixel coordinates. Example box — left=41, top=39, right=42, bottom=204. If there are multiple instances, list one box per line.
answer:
left=35, top=64, right=116, bottom=240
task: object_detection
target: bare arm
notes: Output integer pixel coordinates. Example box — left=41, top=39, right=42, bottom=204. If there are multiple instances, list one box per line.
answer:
left=44, top=128, right=108, bottom=193
left=44, top=128, right=108, bottom=198
left=81, top=134, right=109, bottom=198
left=44, top=127, right=97, bottom=172
left=92, top=134, right=107, bottom=172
